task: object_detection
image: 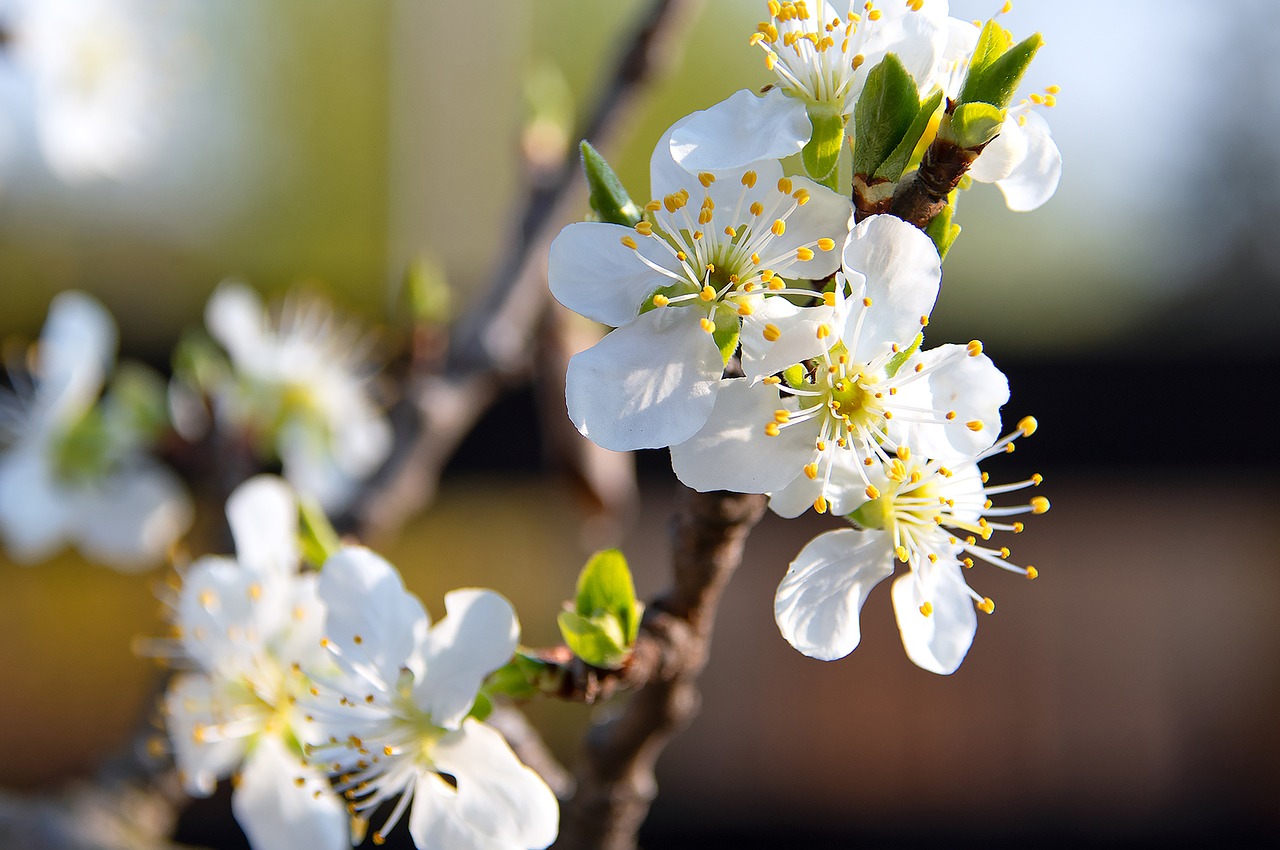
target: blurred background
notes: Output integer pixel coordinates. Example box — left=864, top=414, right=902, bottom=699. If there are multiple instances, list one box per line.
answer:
left=2, top=0, right=1278, bottom=847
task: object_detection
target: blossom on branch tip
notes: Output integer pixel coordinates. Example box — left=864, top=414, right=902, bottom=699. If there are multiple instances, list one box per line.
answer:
left=968, top=94, right=1062, bottom=212
left=0, top=291, right=191, bottom=568
left=550, top=121, right=852, bottom=452
left=202, top=280, right=392, bottom=512
left=773, top=419, right=1047, bottom=674
left=161, top=475, right=347, bottom=850
left=303, top=548, right=559, bottom=850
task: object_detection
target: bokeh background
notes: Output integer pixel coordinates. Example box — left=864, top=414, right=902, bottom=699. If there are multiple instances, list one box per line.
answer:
left=2, top=0, right=1278, bottom=847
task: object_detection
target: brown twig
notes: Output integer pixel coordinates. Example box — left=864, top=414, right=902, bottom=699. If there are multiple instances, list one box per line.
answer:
left=554, top=489, right=768, bottom=850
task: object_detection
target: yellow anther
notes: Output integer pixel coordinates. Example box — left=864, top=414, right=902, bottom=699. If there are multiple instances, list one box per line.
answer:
left=699, top=317, right=716, bottom=333
left=895, top=545, right=909, bottom=562
left=796, top=246, right=815, bottom=261
left=765, top=52, right=778, bottom=70
left=1026, top=566, right=1039, bottom=580
left=693, top=230, right=704, bottom=240
left=868, top=9, right=881, bottom=21
left=772, top=218, right=787, bottom=236
left=762, top=375, right=782, bottom=385
left=1046, top=84, right=1061, bottom=94
left=634, top=221, right=653, bottom=236
left=199, top=589, right=217, bottom=608
left=742, top=170, right=758, bottom=188
left=768, top=278, right=785, bottom=291
left=823, top=291, right=836, bottom=307
left=793, top=189, right=811, bottom=205
left=247, top=583, right=262, bottom=601
left=865, top=484, right=880, bottom=500
left=621, top=235, right=638, bottom=250
left=676, top=250, right=687, bottom=261
left=966, top=339, right=983, bottom=357
left=1030, top=92, right=1045, bottom=105
left=1030, top=496, right=1051, bottom=514
left=945, top=411, right=957, bottom=420
left=896, top=445, right=910, bottom=461
left=725, top=226, right=737, bottom=238
left=777, top=177, right=793, bottom=194
left=966, top=420, right=985, bottom=432
left=962, top=557, right=974, bottom=569
left=814, top=496, right=828, bottom=514
left=1018, top=416, right=1039, bottom=436
left=852, top=52, right=865, bottom=70
left=651, top=294, right=670, bottom=308
left=888, top=459, right=906, bottom=481
left=1043, top=94, right=1057, bottom=107
left=977, top=597, right=996, bottom=614
left=882, top=410, right=893, bottom=419
left=919, top=601, right=933, bottom=617
left=999, top=546, right=1011, bottom=559
left=1012, top=522, right=1025, bottom=533
left=765, top=422, right=781, bottom=437
left=698, top=171, right=716, bottom=187
left=763, top=323, right=782, bottom=342
left=803, top=463, right=819, bottom=480
left=862, top=296, right=873, bottom=307
left=816, top=323, right=831, bottom=339
left=1018, top=114, right=1028, bottom=126
left=644, top=199, right=661, bottom=212
left=737, top=302, right=754, bottom=317
left=774, top=409, right=790, bottom=424
left=927, top=552, right=938, bottom=563
left=816, top=237, right=835, bottom=252
left=698, top=208, right=713, bottom=225
left=1031, top=473, right=1043, bottom=485
left=1001, top=0, right=1013, bottom=13
left=863, top=457, right=874, bottom=466
left=700, top=284, right=716, bottom=301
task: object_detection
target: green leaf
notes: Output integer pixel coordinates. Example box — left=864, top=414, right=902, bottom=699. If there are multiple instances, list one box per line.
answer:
left=711, top=303, right=740, bottom=368
left=801, top=103, right=845, bottom=190
left=404, top=254, right=453, bottom=325
left=874, top=89, right=944, bottom=182
left=104, top=362, right=170, bottom=442
left=486, top=652, right=550, bottom=700
left=924, top=200, right=961, bottom=261
left=581, top=141, right=642, bottom=226
left=53, top=408, right=112, bottom=482
left=172, top=328, right=229, bottom=392
left=852, top=54, right=921, bottom=179
left=467, top=691, right=494, bottom=722
left=557, top=610, right=630, bottom=669
left=957, top=21, right=1042, bottom=110
left=298, top=497, right=341, bottom=569
left=948, top=102, right=1005, bottom=150
left=782, top=363, right=807, bottom=389
left=574, top=548, right=640, bottom=644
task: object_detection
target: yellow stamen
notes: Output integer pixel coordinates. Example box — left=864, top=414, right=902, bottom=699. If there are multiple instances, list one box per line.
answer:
left=966, top=339, right=983, bottom=357
left=1030, top=496, right=1051, bottom=514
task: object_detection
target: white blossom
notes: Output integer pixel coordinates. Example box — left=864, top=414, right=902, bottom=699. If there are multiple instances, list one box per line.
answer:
left=0, top=291, right=191, bottom=569
left=203, top=280, right=392, bottom=512
left=968, top=96, right=1062, bottom=212
left=304, top=548, right=559, bottom=850
left=162, top=475, right=348, bottom=850
left=550, top=121, right=851, bottom=451
left=774, top=418, right=1048, bottom=673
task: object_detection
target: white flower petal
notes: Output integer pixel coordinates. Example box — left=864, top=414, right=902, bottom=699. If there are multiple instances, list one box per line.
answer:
left=891, top=560, right=977, bottom=675
left=35, top=290, right=115, bottom=423
left=758, top=175, right=852, bottom=280
left=409, top=771, right=509, bottom=850
left=968, top=115, right=1028, bottom=183
left=164, top=673, right=250, bottom=797
left=995, top=109, right=1061, bottom=212
left=177, top=555, right=290, bottom=673
left=775, top=529, right=895, bottom=661
left=205, top=280, right=267, bottom=367
left=226, top=475, right=299, bottom=578
left=565, top=308, right=723, bottom=452
left=318, top=547, right=429, bottom=682
left=740, top=296, right=837, bottom=382
left=72, top=463, right=191, bottom=570
left=417, top=590, right=520, bottom=729
left=668, top=88, right=810, bottom=174
left=430, top=719, right=559, bottom=849
left=548, top=222, right=684, bottom=328
left=233, top=735, right=348, bottom=850
left=670, top=378, right=812, bottom=496
left=904, top=346, right=1008, bottom=459
left=841, top=215, right=940, bottom=360
left=0, top=442, right=72, bottom=564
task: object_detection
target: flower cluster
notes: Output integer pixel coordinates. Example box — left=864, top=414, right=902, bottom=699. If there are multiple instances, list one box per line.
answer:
left=550, top=0, right=1057, bottom=674
left=160, top=476, right=559, bottom=850
left=0, top=291, right=191, bottom=569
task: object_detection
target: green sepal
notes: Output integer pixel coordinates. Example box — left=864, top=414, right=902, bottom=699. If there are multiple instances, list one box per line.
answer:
left=404, top=254, right=453, bottom=325
left=885, top=332, right=924, bottom=378
left=711, top=304, right=740, bottom=367
left=874, top=89, right=945, bottom=183
left=924, top=199, right=961, bottom=261
left=782, top=363, right=807, bottom=389
left=581, top=141, right=642, bottom=226
left=957, top=21, right=1043, bottom=110
left=948, top=102, right=1005, bottom=150
left=847, top=497, right=887, bottom=531
left=802, top=103, right=845, bottom=190
left=485, top=651, right=550, bottom=700
left=573, top=548, right=640, bottom=644
left=298, top=496, right=341, bottom=569
left=467, top=691, right=494, bottom=722
left=104, top=362, right=170, bottom=443
left=557, top=610, right=629, bottom=670
left=852, top=53, right=921, bottom=180
left=637, top=282, right=694, bottom=316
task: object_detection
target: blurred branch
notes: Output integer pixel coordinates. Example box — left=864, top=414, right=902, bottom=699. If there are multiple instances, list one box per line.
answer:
left=347, top=0, right=698, bottom=542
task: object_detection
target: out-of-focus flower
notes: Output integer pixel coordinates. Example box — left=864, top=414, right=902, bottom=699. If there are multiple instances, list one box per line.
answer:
left=550, top=121, right=851, bottom=451
left=305, top=548, right=559, bottom=850
left=162, top=475, right=348, bottom=850
left=202, top=280, right=392, bottom=513
left=774, top=419, right=1047, bottom=673
left=0, top=290, right=191, bottom=569
left=1, top=0, right=183, bottom=182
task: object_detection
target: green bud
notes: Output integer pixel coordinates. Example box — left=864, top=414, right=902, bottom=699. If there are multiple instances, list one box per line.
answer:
left=874, top=89, right=944, bottom=183
left=947, top=102, right=1006, bottom=150
left=924, top=199, right=961, bottom=261
left=485, top=652, right=550, bottom=700
left=852, top=54, right=921, bottom=180
left=581, top=141, right=642, bottom=227
left=559, top=548, right=642, bottom=669
left=404, top=254, right=453, bottom=325
left=801, top=102, right=845, bottom=190
left=557, top=609, right=630, bottom=670
left=957, top=20, right=1043, bottom=110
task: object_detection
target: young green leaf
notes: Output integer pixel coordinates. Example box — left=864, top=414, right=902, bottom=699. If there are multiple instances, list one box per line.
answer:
left=557, top=610, right=630, bottom=669
left=948, top=102, right=1005, bottom=150
left=581, top=140, right=642, bottom=226
left=852, top=54, right=921, bottom=179
left=874, top=89, right=944, bottom=182
left=924, top=199, right=961, bottom=261
left=574, top=548, right=641, bottom=644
